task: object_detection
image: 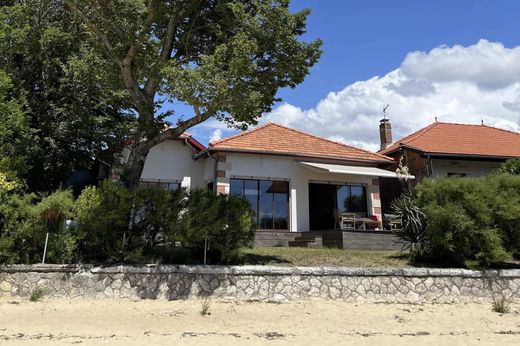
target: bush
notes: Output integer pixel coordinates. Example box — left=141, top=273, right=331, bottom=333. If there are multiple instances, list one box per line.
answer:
left=0, top=193, right=43, bottom=264
left=0, top=190, right=76, bottom=264
left=495, top=159, right=520, bottom=175
left=75, top=180, right=133, bottom=263
left=413, top=177, right=512, bottom=267
left=177, top=189, right=255, bottom=263
left=0, top=181, right=255, bottom=265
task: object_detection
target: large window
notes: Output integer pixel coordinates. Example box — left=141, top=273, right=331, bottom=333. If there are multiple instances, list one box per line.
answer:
left=230, top=178, right=289, bottom=230
left=335, top=184, right=367, bottom=214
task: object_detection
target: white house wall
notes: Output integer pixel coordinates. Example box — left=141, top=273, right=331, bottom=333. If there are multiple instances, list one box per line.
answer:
left=140, top=140, right=208, bottom=189
left=215, top=152, right=382, bottom=232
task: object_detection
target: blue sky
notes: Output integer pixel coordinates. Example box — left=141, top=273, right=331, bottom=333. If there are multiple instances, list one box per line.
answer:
left=175, top=0, right=520, bottom=149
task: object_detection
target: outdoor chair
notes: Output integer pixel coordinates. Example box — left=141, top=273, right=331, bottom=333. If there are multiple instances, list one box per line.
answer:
left=389, top=216, right=402, bottom=231
left=339, top=213, right=356, bottom=230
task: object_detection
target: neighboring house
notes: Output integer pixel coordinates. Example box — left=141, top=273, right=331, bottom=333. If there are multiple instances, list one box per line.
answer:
left=135, top=122, right=406, bottom=241
left=139, top=133, right=210, bottom=190
left=377, top=119, right=520, bottom=211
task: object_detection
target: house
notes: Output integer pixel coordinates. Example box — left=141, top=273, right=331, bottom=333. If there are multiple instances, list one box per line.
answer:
left=137, top=122, right=407, bottom=246
left=377, top=118, right=520, bottom=212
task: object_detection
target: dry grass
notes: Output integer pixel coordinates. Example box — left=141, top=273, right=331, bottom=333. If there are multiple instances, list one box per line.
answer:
left=237, top=247, right=410, bottom=267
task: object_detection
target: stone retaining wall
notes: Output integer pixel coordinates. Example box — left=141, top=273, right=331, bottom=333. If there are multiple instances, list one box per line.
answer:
left=1, top=265, right=519, bottom=303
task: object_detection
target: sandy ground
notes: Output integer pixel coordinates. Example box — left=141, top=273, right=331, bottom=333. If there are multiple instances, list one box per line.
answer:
left=0, top=297, right=519, bottom=345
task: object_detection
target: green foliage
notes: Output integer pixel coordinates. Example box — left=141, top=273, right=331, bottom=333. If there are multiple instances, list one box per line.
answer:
left=0, top=181, right=255, bottom=265
left=0, top=1, right=135, bottom=192
left=0, top=189, right=78, bottom=264
left=413, top=177, right=514, bottom=267
left=64, top=0, right=322, bottom=186
left=0, top=70, right=33, bottom=189
left=75, top=181, right=133, bottom=263
left=495, top=159, right=520, bottom=175
left=0, top=193, right=43, bottom=264
left=391, top=194, right=429, bottom=260
left=177, top=189, right=255, bottom=263
left=29, top=288, right=44, bottom=302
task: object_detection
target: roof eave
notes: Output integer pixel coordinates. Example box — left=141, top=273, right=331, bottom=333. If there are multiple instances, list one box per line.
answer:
left=209, top=147, right=394, bottom=164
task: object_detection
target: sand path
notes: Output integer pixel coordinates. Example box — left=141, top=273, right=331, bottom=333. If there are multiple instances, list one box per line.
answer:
left=0, top=297, right=519, bottom=345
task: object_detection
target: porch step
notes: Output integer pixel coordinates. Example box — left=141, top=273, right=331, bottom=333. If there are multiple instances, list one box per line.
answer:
left=288, top=234, right=323, bottom=248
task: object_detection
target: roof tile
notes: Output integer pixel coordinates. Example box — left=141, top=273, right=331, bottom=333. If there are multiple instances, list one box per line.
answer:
left=210, top=122, right=393, bottom=163
left=380, top=122, right=520, bottom=158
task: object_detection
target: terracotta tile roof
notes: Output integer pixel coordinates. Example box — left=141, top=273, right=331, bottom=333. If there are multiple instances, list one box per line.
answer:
left=210, top=122, right=393, bottom=163
left=379, top=122, right=520, bottom=158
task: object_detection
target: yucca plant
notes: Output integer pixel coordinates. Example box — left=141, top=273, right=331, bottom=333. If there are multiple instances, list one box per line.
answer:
left=391, top=194, right=430, bottom=261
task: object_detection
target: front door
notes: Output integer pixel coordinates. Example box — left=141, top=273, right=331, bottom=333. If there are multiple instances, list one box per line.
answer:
left=309, top=183, right=336, bottom=230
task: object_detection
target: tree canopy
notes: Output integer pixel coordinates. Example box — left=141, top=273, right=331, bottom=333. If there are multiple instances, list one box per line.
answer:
left=0, top=1, right=135, bottom=192
left=64, top=0, right=322, bottom=186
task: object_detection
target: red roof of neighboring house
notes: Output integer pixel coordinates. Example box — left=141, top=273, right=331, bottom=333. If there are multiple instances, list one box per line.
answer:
left=210, top=122, right=393, bottom=163
left=178, top=132, right=206, bottom=152
left=379, top=122, right=520, bottom=158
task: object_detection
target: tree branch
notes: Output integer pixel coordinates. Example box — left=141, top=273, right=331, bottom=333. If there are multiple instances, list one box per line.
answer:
left=143, top=0, right=202, bottom=96
left=142, top=108, right=214, bottom=150
left=64, top=0, right=120, bottom=67
left=124, top=0, right=155, bottom=63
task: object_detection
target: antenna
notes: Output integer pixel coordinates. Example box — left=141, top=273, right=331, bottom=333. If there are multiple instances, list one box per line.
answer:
left=382, top=104, right=390, bottom=119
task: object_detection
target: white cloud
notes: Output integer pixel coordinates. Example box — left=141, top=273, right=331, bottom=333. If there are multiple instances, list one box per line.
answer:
left=261, top=39, right=520, bottom=151
left=196, top=39, right=520, bottom=150
left=209, top=128, right=222, bottom=143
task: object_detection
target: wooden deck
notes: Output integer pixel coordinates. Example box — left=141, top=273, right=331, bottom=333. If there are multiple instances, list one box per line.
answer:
left=254, top=229, right=403, bottom=250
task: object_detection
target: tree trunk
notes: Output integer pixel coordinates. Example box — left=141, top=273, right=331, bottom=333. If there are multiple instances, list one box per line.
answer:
left=122, top=141, right=149, bottom=188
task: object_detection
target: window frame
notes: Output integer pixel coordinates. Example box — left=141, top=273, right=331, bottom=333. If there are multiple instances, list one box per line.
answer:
left=229, top=178, right=290, bottom=230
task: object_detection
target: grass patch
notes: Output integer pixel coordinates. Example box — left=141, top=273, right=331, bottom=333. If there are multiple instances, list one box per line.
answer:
left=199, top=296, right=211, bottom=316
left=492, top=296, right=511, bottom=314
left=236, top=247, right=411, bottom=267
left=29, top=288, right=44, bottom=302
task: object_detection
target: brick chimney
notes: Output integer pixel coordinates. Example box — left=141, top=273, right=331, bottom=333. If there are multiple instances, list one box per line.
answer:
left=379, top=118, right=393, bottom=150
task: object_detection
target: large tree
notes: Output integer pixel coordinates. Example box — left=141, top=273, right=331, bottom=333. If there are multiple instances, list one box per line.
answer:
left=0, top=1, right=135, bottom=192
left=64, top=0, right=322, bottom=186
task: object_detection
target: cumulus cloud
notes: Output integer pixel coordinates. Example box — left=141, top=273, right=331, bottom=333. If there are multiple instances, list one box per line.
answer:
left=209, top=128, right=222, bottom=143
left=200, top=39, right=520, bottom=151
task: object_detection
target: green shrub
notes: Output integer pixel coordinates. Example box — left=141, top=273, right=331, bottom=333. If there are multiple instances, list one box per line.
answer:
left=0, top=189, right=76, bottom=264
left=29, top=287, right=44, bottom=302
left=414, top=177, right=511, bottom=267
left=75, top=180, right=133, bottom=263
left=486, top=174, right=520, bottom=258
left=495, top=159, right=520, bottom=175
left=0, top=193, right=44, bottom=264
left=177, top=189, right=255, bottom=263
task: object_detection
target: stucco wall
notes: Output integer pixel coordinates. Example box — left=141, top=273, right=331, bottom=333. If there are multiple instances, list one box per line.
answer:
left=1, top=265, right=518, bottom=303
left=430, top=158, right=502, bottom=178
left=140, top=140, right=209, bottom=189
left=215, top=153, right=382, bottom=232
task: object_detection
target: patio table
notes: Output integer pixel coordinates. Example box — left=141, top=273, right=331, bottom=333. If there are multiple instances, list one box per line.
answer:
left=355, top=217, right=381, bottom=230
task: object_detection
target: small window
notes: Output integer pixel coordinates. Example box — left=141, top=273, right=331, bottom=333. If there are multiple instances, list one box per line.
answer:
left=447, top=173, right=467, bottom=178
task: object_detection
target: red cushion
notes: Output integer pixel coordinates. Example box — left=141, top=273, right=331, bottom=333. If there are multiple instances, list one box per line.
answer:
left=370, top=215, right=380, bottom=222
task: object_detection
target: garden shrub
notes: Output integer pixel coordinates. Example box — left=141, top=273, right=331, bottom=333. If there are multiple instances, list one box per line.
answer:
left=495, top=159, right=520, bottom=175
left=177, top=189, right=255, bottom=263
left=0, top=190, right=76, bottom=264
left=413, top=177, right=512, bottom=267
left=75, top=180, right=133, bottom=263
left=0, top=182, right=255, bottom=265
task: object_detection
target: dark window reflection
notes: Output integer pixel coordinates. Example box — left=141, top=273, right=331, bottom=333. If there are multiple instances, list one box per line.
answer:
left=335, top=184, right=367, bottom=213
left=229, top=178, right=289, bottom=230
